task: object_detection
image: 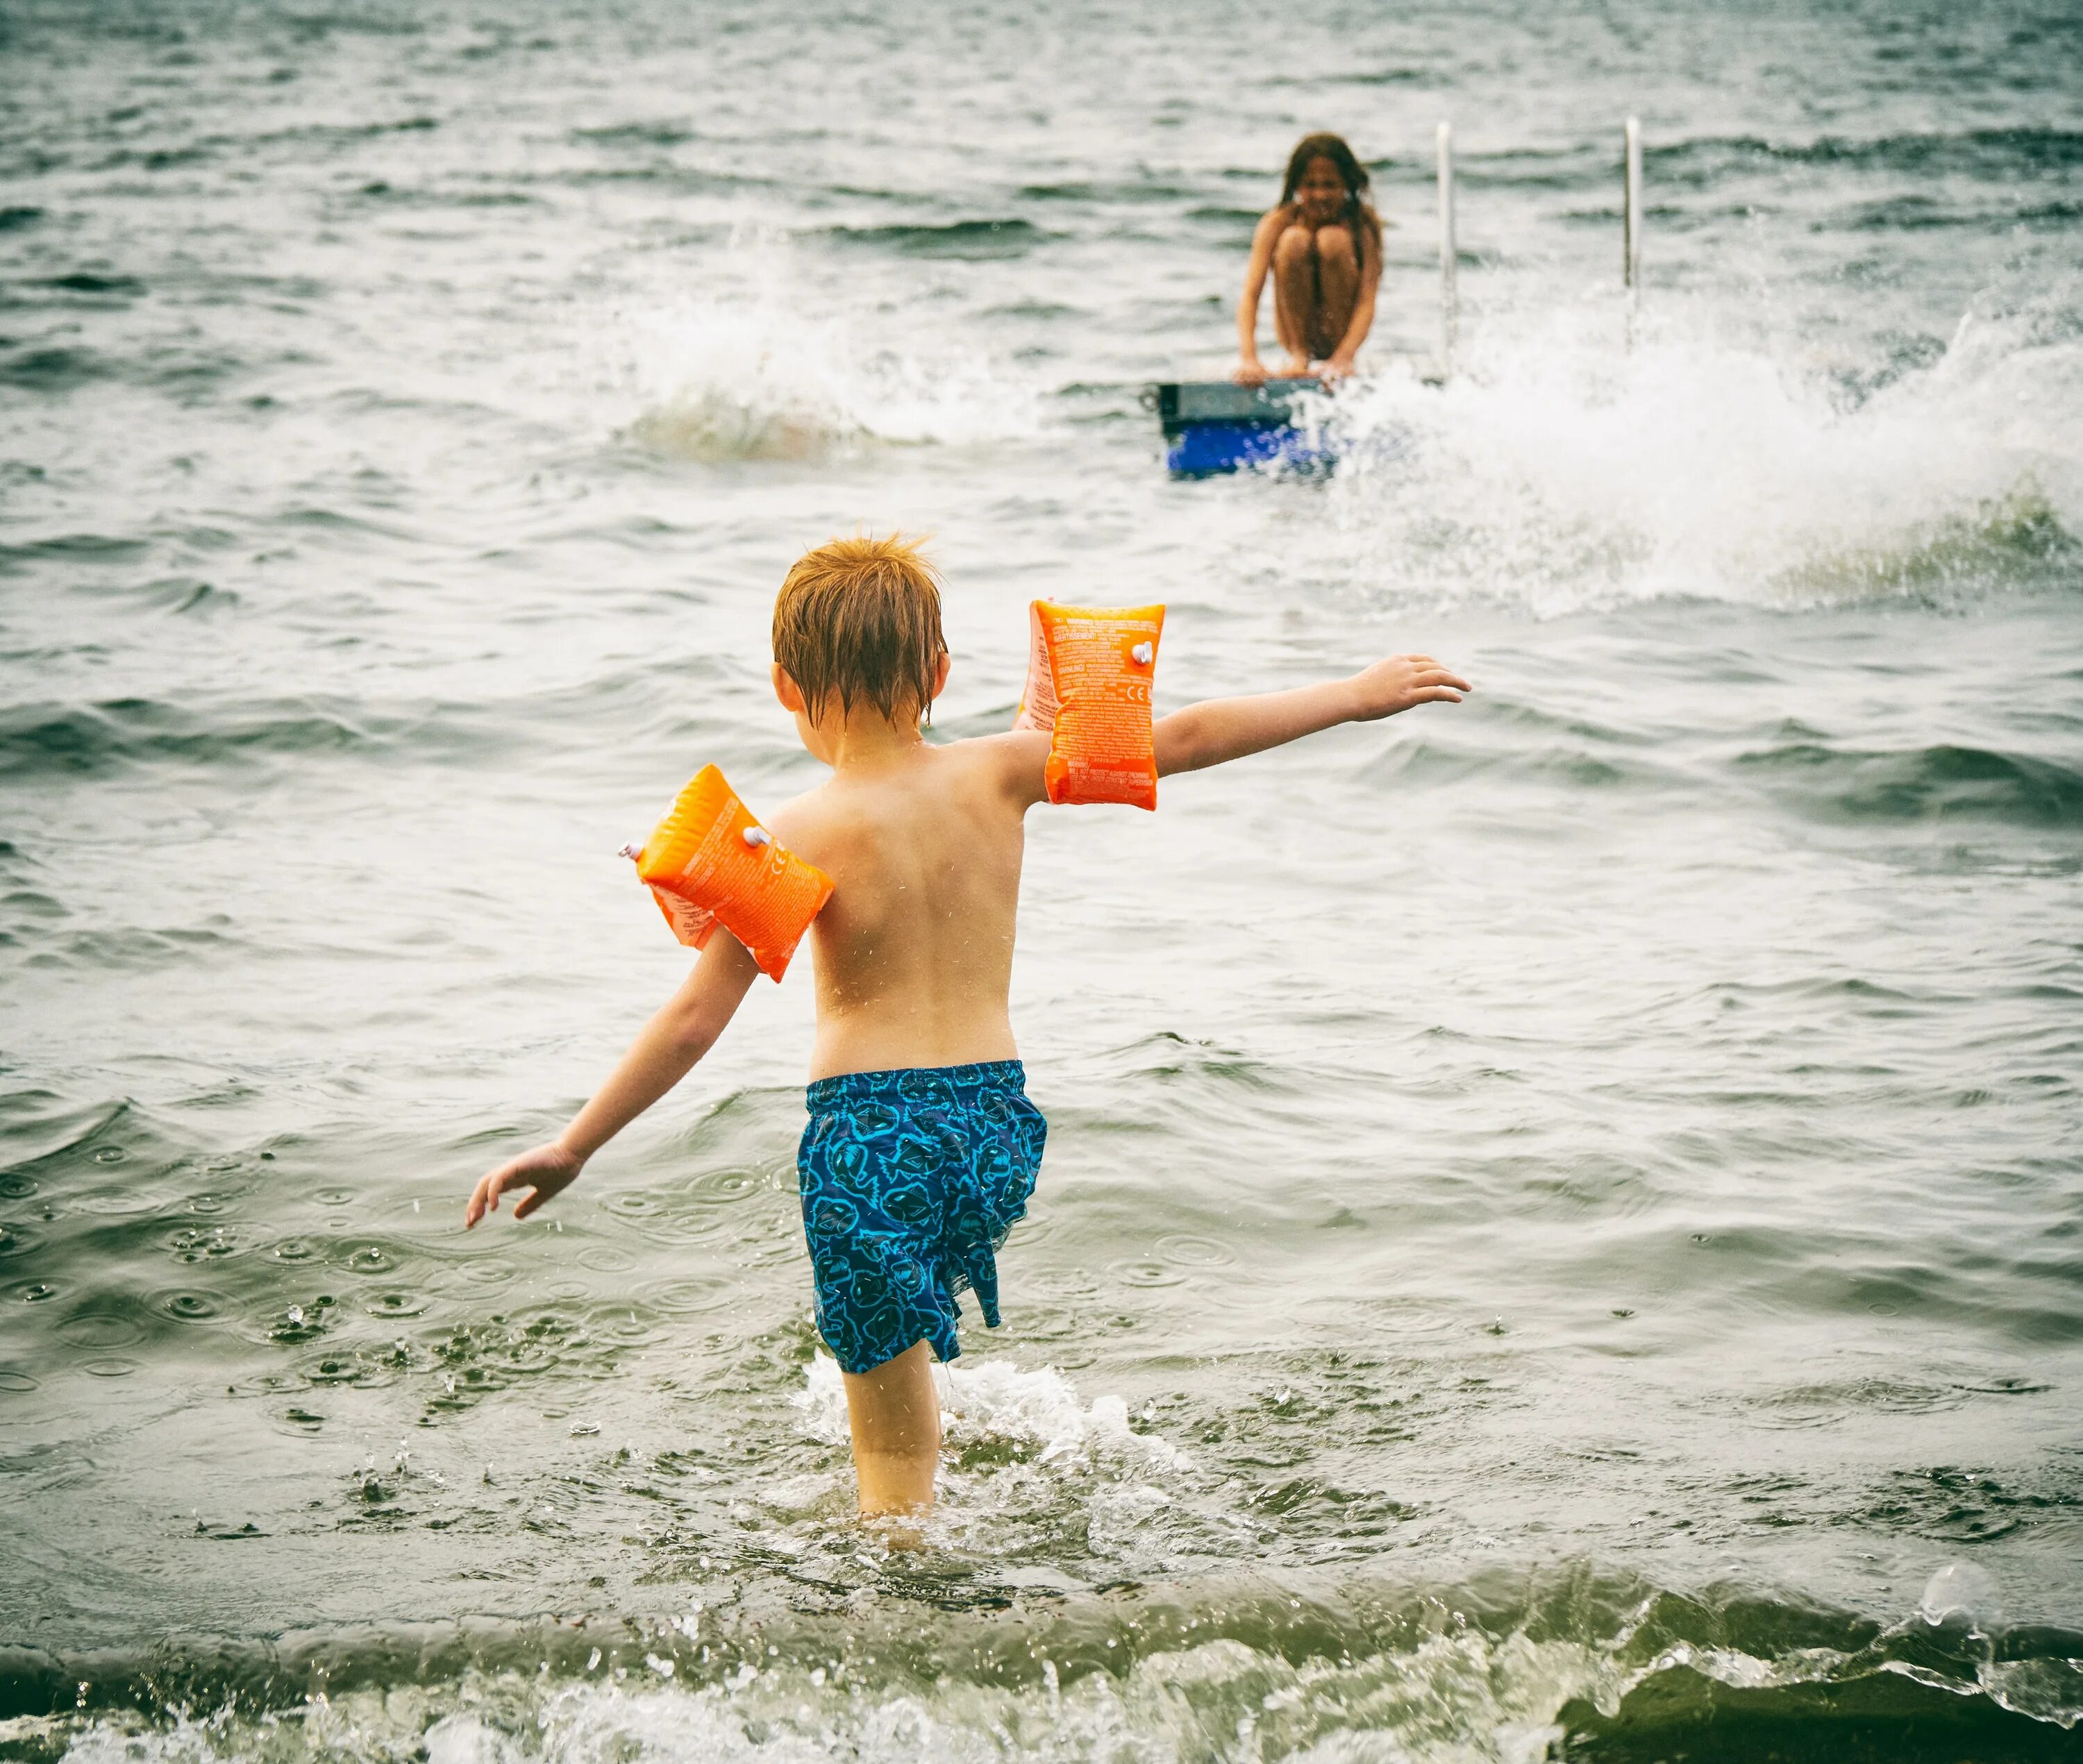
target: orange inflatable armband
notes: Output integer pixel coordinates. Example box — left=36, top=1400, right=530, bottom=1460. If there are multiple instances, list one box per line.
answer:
left=620, top=765, right=832, bottom=981
left=1013, top=600, right=1165, bottom=809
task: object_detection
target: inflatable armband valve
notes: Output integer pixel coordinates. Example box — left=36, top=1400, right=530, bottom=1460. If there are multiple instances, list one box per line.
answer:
left=1013, top=600, right=1165, bottom=809
left=623, top=765, right=833, bottom=981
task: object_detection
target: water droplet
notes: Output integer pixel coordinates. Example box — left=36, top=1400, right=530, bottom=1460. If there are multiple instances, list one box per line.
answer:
left=1921, top=1562, right=2003, bottom=1633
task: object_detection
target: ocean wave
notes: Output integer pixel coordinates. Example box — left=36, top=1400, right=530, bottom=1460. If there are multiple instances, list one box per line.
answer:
left=0, top=337, right=246, bottom=395
left=1849, top=195, right=2083, bottom=232
left=0, top=1095, right=140, bottom=1180
left=573, top=121, right=697, bottom=147
left=1315, top=65, right=1428, bottom=86
left=140, top=578, right=240, bottom=616
left=1366, top=734, right=1678, bottom=796
left=1428, top=144, right=1611, bottom=193
left=0, top=1563, right=2073, bottom=1752
left=1736, top=741, right=2083, bottom=828
left=347, top=181, right=544, bottom=210
left=0, top=346, right=105, bottom=393
left=819, top=218, right=1054, bottom=260
left=616, top=293, right=1040, bottom=461
left=0, top=696, right=495, bottom=784
left=10, top=923, right=249, bottom=973
left=1299, top=276, right=2083, bottom=614
left=275, top=115, right=440, bottom=142
left=1775, top=485, right=2079, bottom=596
left=1017, top=180, right=1198, bottom=205
left=0, top=533, right=150, bottom=567
left=268, top=11, right=427, bottom=42
left=35, top=272, right=144, bottom=296
left=65, top=116, right=441, bottom=180
left=1650, top=127, right=2083, bottom=183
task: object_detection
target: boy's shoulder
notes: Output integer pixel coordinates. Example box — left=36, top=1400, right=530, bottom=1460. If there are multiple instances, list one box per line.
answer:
left=770, top=731, right=1051, bottom=854
left=943, top=728, right=1051, bottom=809
left=942, top=725, right=1050, bottom=764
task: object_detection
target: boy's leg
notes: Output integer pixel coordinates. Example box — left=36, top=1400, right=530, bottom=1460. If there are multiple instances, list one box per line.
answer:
left=841, top=1338, right=942, bottom=1513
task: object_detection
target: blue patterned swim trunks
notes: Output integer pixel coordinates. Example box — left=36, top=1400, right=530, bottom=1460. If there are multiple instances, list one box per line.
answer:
left=798, top=1059, right=1046, bottom=1375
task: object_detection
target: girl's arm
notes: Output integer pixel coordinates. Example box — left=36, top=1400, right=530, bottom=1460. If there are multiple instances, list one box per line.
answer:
left=1154, top=653, right=1469, bottom=776
left=465, top=932, right=761, bottom=1226
left=1234, top=210, right=1285, bottom=385
left=1325, top=225, right=1385, bottom=378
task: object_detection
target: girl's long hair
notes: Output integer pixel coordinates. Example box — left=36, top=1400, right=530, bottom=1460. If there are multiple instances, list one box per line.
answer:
left=1280, top=132, right=1382, bottom=268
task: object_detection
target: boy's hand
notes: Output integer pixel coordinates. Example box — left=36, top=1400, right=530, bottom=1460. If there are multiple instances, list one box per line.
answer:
left=465, top=1141, right=585, bottom=1228
left=1348, top=654, right=1471, bottom=720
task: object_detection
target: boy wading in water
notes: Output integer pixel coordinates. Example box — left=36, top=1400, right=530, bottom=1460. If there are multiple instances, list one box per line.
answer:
left=1236, top=132, right=1385, bottom=385
left=465, top=536, right=1469, bottom=1514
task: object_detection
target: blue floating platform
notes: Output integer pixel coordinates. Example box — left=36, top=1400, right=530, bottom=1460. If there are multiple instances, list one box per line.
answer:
left=1153, top=379, right=1333, bottom=478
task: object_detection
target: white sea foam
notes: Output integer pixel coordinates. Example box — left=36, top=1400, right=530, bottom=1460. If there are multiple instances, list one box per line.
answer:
left=35, top=1563, right=2083, bottom=1764
left=610, top=253, right=1041, bottom=461
left=46, top=1630, right=1608, bottom=1764
left=1919, top=1560, right=2005, bottom=1634
left=788, top=1352, right=1194, bottom=1566
left=1301, top=277, right=2083, bottom=614
left=795, top=1350, right=1187, bottom=1476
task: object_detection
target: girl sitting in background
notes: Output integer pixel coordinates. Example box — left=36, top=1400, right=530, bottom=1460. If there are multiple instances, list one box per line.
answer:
left=1235, top=132, right=1384, bottom=384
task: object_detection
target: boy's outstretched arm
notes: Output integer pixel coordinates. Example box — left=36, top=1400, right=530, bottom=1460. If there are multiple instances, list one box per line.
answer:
left=1155, top=653, right=1469, bottom=776
left=464, top=932, right=760, bottom=1227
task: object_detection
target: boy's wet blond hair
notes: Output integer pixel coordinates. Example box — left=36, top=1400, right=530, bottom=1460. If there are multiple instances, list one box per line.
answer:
left=773, top=533, right=948, bottom=725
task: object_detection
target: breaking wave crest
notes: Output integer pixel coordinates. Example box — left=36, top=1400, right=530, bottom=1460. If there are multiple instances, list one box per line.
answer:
left=2, top=1559, right=2075, bottom=1762
left=1287, top=277, right=2083, bottom=615
left=617, top=296, right=1039, bottom=462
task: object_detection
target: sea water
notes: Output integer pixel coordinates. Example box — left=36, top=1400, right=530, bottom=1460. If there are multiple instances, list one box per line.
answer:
left=1, top=2, right=2080, bottom=1759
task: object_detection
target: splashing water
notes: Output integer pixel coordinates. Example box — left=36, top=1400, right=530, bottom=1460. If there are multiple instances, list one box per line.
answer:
left=617, top=294, right=1041, bottom=462
left=1292, top=277, right=2083, bottom=615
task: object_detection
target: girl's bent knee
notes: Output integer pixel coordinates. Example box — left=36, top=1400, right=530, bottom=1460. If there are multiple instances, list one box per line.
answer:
left=1316, top=225, right=1355, bottom=264
left=1273, top=225, right=1314, bottom=266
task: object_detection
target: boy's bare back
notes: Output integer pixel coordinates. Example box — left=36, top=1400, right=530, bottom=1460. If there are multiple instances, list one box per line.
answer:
left=772, top=730, right=1048, bottom=1081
